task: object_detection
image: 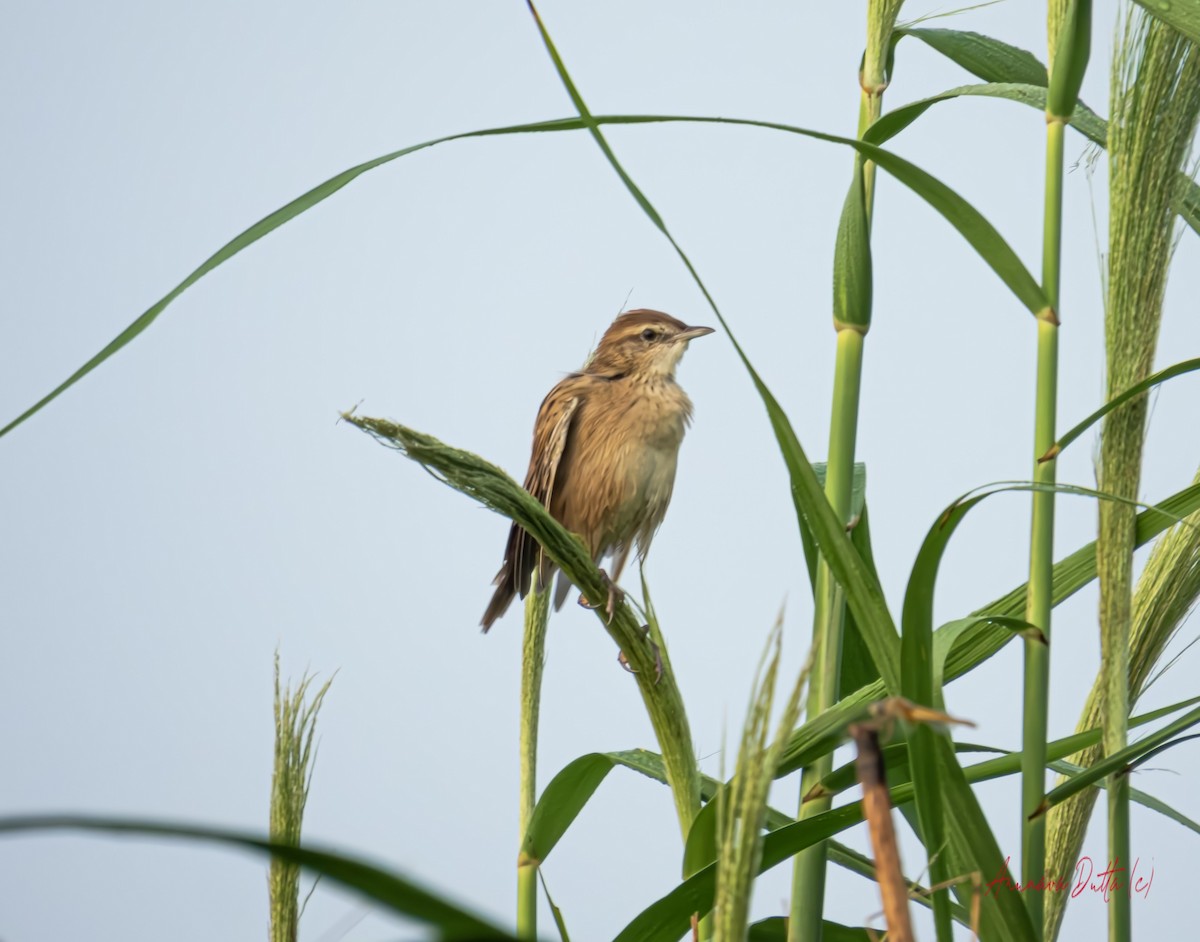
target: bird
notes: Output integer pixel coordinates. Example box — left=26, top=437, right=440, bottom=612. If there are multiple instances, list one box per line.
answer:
left=481, top=308, right=714, bottom=631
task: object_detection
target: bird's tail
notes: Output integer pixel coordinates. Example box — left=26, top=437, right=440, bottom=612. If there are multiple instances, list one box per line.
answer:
left=480, top=565, right=515, bottom=632
left=552, top=570, right=574, bottom=610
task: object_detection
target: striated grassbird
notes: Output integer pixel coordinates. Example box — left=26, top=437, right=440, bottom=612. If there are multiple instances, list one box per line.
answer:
left=481, top=308, right=713, bottom=631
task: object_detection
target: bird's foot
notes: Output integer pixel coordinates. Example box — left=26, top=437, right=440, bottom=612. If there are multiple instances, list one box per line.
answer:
left=617, top=624, right=664, bottom=685
left=577, top=569, right=624, bottom=624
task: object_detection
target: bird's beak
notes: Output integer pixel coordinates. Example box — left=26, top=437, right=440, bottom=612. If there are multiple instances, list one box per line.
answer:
left=676, top=325, right=716, bottom=342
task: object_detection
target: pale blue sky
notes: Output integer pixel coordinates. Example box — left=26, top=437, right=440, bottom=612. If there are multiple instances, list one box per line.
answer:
left=3, top=2, right=1199, bottom=939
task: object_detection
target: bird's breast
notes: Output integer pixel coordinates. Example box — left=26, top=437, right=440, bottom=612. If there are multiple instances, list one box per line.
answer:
left=553, top=376, right=695, bottom=554
left=606, top=379, right=691, bottom=531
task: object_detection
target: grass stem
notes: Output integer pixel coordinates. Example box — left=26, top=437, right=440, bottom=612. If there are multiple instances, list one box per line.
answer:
left=1022, top=98, right=1066, bottom=940
left=517, top=585, right=550, bottom=939
left=789, top=329, right=864, bottom=942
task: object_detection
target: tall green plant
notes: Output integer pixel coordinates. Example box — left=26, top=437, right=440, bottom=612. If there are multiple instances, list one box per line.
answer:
left=788, top=4, right=897, bottom=938
left=1090, top=12, right=1199, bottom=942
left=517, top=588, right=550, bottom=939
left=1022, top=5, right=1089, bottom=936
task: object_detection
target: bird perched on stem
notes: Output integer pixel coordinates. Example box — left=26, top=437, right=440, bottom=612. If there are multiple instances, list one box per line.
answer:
left=481, top=309, right=713, bottom=631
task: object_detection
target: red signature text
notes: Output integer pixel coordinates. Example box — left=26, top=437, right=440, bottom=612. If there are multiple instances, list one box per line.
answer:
left=983, top=856, right=1154, bottom=902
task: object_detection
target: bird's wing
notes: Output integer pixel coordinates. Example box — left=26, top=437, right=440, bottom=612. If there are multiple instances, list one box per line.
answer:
left=512, top=376, right=585, bottom=594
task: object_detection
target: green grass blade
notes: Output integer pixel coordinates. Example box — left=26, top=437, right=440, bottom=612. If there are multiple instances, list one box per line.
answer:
left=931, top=737, right=1037, bottom=941
left=537, top=871, right=572, bottom=942
left=0, top=118, right=592, bottom=439
left=614, top=804, right=864, bottom=942
left=1034, top=706, right=1200, bottom=816
left=1131, top=0, right=1200, bottom=45
left=521, top=754, right=616, bottom=866
left=523, top=2, right=904, bottom=692
left=901, top=496, right=991, bottom=940
left=866, top=83, right=1107, bottom=151
left=870, top=58, right=1200, bottom=237
left=615, top=695, right=1200, bottom=941
left=778, top=479, right=1200, bottom=779
left=524, top=748, right=712, bottom=868
left=841, top=503, right=886, bottom=695
left=801, top=463, right=868, bottom=592
left=6, top=92, right=1062, bottom=441
left=0, top=815, right=516, bottom=940
left=1043, top=356, right=1200, bottom=461
left=898, top=27, right=1048, bottom=85
left=810, top=695, right=1200, bottom=800
left=1048, top=759, right=1200, bottom=836
left=343, top=415, right=703, bottom=836
left=942, top=479, right=1200, bottom=681
left=620, top=746, right=1039, bottom=942
left=683, top=795, right=720, bottom=880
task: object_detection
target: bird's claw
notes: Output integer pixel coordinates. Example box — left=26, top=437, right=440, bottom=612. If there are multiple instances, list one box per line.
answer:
left=577, top=569, right=624, bottom=624
left=617, top=624, right=664, bottom=685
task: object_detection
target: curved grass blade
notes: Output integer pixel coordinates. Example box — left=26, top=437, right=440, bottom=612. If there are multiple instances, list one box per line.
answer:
left=521, top=754, right=618, bottom=866
left=1126, top=733, right=1200, bottom=774
left=1132, top=0, right=1200, bottom=46
left=5, top=91, right=1059, bottom=442
left=619, top=746, right=1039, bottom=942
left=898, top=27, right=1048, bottom=85
left=841, top=503, right=886, bottom=695
left=1048, top=757, right=1200, bottom=836
left=942, top=479, right=1200, bottom=681
left=866, top=82, right=1107, bottom=151
left=778, top=479, right=1200, bottom=780
left=525, top=2, right=903, bottom=691
left=1033, top=705, right=1200, bottom=817
left=613, top=803, right=864, bottom=942
left=900, top=493, right=993, bottom=940
left=0, top=117, right=602, bottom=439
left=801, top=462, right=867, bottom=591
left=1042, top=356, right=1200, bottom=462
left=40, top=41, right=1200, bottom=444
left=810, top=696, right=1200, bottom=808
left=343, top=414, right=703, bottom=835
left=682, top=795, right=719, bottom=881
left=871, top=56, right=1200, bottom=235
left=930, top=736, right=1036, bottom=941
left=617, top=695, right=1200, bottom=941
left=932, top=615, right=1044, bottom=692
left=0, top=815, right=516, bottom=940
left=538, top=871, right=572, bottom=942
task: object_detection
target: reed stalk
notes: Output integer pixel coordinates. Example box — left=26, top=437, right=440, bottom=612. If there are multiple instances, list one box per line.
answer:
left=517, top=586, right=550, bottom=939
left=788, top=4, right=899, bottom=939
left=1023, top=4, right=1090, bottom=933
left=1049, top=13, right=1200, bottom=941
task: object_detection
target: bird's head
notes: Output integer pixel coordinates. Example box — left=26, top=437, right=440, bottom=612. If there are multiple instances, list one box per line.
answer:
left=587, top=309, right=714, bottom=379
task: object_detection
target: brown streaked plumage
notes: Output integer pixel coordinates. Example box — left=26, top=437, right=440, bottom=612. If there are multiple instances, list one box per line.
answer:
left=481, top=309, right=713, bottom=630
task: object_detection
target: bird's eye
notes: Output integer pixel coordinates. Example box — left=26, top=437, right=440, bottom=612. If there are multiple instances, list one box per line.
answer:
left=641, top=328, right=658, bottom=341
